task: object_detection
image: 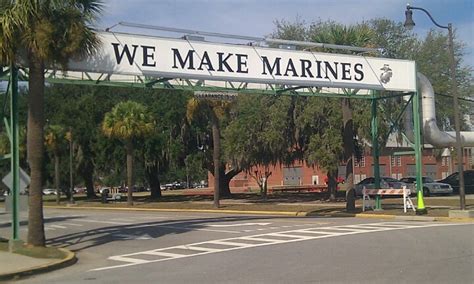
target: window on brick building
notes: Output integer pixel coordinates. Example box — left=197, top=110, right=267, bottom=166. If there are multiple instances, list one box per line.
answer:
left=360, top=156, right=366, bottom=167
left=397, top=156, right=401, bottom=166
left=354, top=174, right=361, bottom=184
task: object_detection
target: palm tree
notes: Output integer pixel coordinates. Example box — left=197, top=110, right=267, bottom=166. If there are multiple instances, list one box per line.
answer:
left=45, top=124, right=66, bottom=204
left=186, top=97, right=233, bottom=208
left=0, top=0, right=103, bottom=246
left=102, top=101, right=155, bottom=206
left=310, top=23, right=374, bottom=206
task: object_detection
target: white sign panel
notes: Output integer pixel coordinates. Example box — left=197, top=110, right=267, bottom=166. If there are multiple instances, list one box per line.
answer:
left=69, top=32, right=417, bottom=92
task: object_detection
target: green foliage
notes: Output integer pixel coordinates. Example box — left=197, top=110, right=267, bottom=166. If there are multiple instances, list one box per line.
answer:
left=272, top=18, right=309, bottom=42
left=369, top=19, right=420, bottom=60
left=0, top=0, right=103, bottom=67
left=102, top=101, right=155, bottom=142
left=299, top=97, right=344, bottom=171
left=184, top=152, right=208, bottom=184
left=223, top=94, right=292, bottom=170
left=44, top=124, right=66, bottom=154
left=308, top=21, right=375, bottom=52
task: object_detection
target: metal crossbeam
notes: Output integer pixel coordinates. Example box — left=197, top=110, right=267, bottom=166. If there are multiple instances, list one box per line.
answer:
left=2, top=66, right=392, bottom=100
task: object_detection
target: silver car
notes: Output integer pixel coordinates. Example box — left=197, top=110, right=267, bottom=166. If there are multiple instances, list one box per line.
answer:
left=42, top=188, right=57, bottom=195
left=400, top=176, right=453, bottom=196
left=354, top=177, right=407, bottom=196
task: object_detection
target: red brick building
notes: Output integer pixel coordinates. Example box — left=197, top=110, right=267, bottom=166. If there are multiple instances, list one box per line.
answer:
left=210, top=144, right=474, bottom=189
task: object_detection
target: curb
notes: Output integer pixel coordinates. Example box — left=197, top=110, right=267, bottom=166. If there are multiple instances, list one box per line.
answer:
left=0, top=248, right=77, bottom=281
left=353, top=213, right=473, bottom=223
left=45, top=205, right=303, bottom=216
left=44, top=205, right=474, bottom=222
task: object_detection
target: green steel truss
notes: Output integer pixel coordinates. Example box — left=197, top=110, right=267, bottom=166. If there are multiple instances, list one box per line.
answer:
left=1, top=66, right=412, bottom=100
left=1, top=62, right=427, bottom=244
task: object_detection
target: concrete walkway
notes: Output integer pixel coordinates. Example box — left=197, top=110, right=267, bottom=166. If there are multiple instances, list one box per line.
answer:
left=0, top=249, right=76, bottom=281
left=0, top=251, right=55, bottom=272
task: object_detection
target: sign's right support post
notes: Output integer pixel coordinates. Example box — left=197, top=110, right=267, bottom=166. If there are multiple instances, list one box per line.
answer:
left=412, top=84, right=427, bottom=215
left=371, top=92, right=382, bottom=210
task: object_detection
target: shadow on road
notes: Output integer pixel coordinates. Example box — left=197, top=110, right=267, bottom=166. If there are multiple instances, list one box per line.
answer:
left=45, top=215, right=300, bottom=252
left=0, top=215, right=84, bottom=229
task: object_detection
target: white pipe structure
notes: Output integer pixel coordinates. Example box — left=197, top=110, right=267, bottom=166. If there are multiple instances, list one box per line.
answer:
left=418, top=73, right=474, bottom=147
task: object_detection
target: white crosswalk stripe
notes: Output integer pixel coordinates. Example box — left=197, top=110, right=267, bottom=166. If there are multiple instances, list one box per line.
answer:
left=92, top=221, right=465, bottom=272
left=59, top=222, right=83, bottom=227
left=32, top=217, right=328, bottom=234
left=179, top=245, right=220, bottom=252
left=49, top=224, right=67, bottom=229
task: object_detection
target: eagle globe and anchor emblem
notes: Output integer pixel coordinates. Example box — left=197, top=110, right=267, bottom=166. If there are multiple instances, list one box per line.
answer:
left=380, top=64, right=393, bottom=84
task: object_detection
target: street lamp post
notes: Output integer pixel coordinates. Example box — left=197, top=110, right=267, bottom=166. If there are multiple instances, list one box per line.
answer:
left=404, top=4, right=466, bottom=210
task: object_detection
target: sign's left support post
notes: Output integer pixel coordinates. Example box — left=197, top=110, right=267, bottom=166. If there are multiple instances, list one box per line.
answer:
left=9, top=64, right=23, bottom=251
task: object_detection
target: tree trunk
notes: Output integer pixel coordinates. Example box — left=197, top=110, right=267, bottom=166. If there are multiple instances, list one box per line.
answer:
left=262, top=171, right=272, bottom=200
left=211, top=113, right=220, bottom=208
left=327, top=169, right=338, bottom=202
left=27, top=55, right=46, bottom=247
left=146, top=161, right=161, bottom=199
left=54, top=153, right=60, bottom=205
left=342, top=98, right=356, bottom=211
left=262, top=178, right=268, bottom=200
left=77, top=143, right=96, bottom=199
left=84, top=172, right=95, bottom=199
left=126, top=141, right=134, bottom=206
left=218, top=164, right=232, bottom=198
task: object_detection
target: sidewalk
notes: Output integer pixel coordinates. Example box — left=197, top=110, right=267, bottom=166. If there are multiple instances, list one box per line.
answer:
left=0, top=248, right=76, bottom=281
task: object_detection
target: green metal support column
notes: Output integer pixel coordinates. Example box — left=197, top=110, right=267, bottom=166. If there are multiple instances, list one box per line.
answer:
left=371, top=94, right=381, bottom=210
left=412, top=88, right=427, bottom=214
left=9, top=65, right=20, bottom=241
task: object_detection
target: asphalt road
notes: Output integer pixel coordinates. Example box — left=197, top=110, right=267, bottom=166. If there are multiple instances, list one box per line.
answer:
left=1, top=208, right=473, bottom=283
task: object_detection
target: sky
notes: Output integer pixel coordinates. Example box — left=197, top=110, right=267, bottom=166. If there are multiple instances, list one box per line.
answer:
left=100, top=0, right=474, bottom=68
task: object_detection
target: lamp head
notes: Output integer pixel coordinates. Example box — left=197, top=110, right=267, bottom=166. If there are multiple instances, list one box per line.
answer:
left=404, top=6, right=415, bottom=30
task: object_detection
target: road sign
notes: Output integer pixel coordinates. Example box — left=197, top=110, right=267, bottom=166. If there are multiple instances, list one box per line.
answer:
left=2, top=168, right=30, bottom=193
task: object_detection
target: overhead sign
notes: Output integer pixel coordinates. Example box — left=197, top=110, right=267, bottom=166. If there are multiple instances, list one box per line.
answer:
left=69, top=31, right=417, bottom=92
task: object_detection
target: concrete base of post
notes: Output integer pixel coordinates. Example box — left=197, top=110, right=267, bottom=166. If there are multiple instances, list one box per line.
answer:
left=448, top=210, right=474, bottom=218
left=9, top=239, right=24, bottom=253
left=416, top=208, right=428, bottom=215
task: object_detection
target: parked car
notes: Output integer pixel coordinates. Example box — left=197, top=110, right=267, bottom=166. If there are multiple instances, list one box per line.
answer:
left=437, top=170, right=474, bottom=194
left=42, top=188, right=57, bottom=195
left=73, top=187, right=86, bottom=194
left=353, top=177, right=407, bottom=196
left=160, top=182, right=187, bottom=190
left=160, top=183, right=174, bottom=191
left=400, top=176, right=452, bottom=196
left=98, top=187, right=110, bottom=194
